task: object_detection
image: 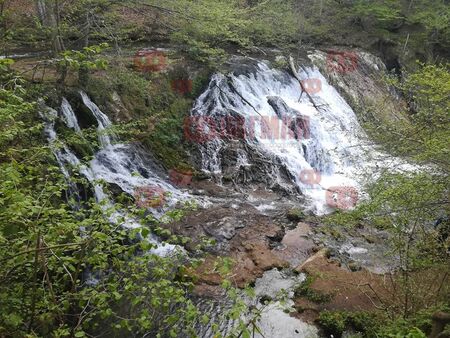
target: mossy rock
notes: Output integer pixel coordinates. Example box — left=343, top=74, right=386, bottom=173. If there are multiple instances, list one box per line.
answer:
left=318, top=310, right=347, bottom=337
left=287, top=208, right=305, bottom=222
left=317, top=310, right=381, bottom=338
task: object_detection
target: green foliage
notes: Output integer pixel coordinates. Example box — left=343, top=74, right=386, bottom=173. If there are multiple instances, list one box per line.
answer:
left=406, top=0, right=450, bottom=54
left=156, top=0, right=299, bottom=63
left=3, top=0, right=449, bottom=68
left=325, top=62, right=449, bottom=330
left=81, top=62, right=196, bottom=170
left=60, top=44, right=109, bottom=72
left=377, top=63, right=450, bottom=166
left=59, top=43, right=109, bottom=85
left=0, top=63, right=239, bottom=337
left=377, top=320, right=427, bottom=338
left=317, top=310, right=429, bottom=338
left=286, top=208, right=305, bottom=222
left=318, top=310, right=348, bottom=337
left=0, top=72, right=197, bottom=336
left=352, top=0, right=403, bottom=30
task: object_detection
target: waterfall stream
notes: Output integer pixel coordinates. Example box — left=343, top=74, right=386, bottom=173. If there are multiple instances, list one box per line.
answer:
left=190, top=61, right=409, bottom=214
left=38, top=62, right=411, bottom=337
left=40, top=92, right=191, bottom=255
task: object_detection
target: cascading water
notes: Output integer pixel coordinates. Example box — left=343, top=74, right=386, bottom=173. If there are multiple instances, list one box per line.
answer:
left=189, top=60, right=404, bottom=214
left=61, top=97, right=81, bottom=133
left=40, top=92, right=193, bottom=255
left=79, top=91, right=187, bottom=216
left=80, top=91, right=115, bottom=147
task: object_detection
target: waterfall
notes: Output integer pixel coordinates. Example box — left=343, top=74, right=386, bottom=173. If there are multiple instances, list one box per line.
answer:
left=61, top=97, right=81, bottom=133
left=40, top=93, right=188, bottom=255
left=189, top=61, right=401, bottom=214
left=80, top=91, right=114, bottom=147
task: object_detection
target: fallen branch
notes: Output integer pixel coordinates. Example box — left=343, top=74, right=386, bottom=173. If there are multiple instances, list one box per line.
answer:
left=288, top=56, right=323, bottom=112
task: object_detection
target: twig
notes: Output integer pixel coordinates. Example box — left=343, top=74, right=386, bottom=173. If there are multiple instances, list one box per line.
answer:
left=222, top=78, right=263, bottom=118
left=27, top=231, right=41, bottom=332
left=1, top=242, right=82, bottom=263
left=45, top=240, right=75, bottom=284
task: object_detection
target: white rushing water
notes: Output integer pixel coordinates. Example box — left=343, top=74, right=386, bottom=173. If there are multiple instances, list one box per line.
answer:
left=61, top=97, right=81, bottom=133
left=190, top=61, right=407, bottom=214
left=40, top=93, right=190, bottom=255
left=80, top=91, right=115, bottom=147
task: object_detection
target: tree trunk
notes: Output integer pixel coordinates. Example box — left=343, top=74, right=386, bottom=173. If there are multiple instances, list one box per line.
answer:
left=35, top=0, right=64, bottom=55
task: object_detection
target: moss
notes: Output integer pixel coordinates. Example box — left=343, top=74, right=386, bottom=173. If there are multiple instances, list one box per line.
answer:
left=318, top=310, right=382, bottom=338
left=287, top=208, right=305, bottom=222
left=320, top=224, right=344, bottom=240
left=142, top=96, right=193, bottom=170
left=294, top=275, right=333, bottom=304
left=79, top=59, right=201, bottom=170
left=347, top=311, right=380, bottom=335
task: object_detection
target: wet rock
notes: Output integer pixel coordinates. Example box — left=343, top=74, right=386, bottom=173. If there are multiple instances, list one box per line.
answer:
left=308, top=49, right=408, bottom=129
left=310, top=224, right=399, bottom=274
left=107, top=182, right=126, bottom=197
left=327, top=247, right=338, bottom=257
left=254, top=269, right=306, bottom=299
left=106, top=91, right=132, bottom=122
left=164, top=201, right=291, bottom=288
left=273, top=223, right=316, bottom=267
left=254, top=301, right=319, bottom=338
left=362, top=233, right=377, bottom=244
left=204, top=217, right=244, bottom=241
left=195, top=245, right=288, bottom=288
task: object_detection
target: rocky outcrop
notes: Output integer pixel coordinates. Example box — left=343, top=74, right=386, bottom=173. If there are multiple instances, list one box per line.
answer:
left=166, top=202, right=289, bottom=288
left=293, top=249, right=390, bottom=322
left=272, top=222, right=316, bottom=268
left=308, top=49, right=408, bottom=128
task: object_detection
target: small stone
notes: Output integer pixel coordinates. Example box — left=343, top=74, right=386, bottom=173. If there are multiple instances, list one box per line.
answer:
left=327, top=248, right=337, bottom=257
left=348, top=261, right=361, bottom=271
left=287, top=208, right=305, bottom=222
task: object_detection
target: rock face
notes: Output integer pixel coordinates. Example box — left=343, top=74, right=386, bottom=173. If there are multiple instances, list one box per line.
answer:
left=167, top=49, right=416, bottom=336
left=255, top=302, right=319, bottom=338
left=272, top=222, right=316, bottom=267
left=308, top=49, right=408, bottom=127
left=165, top=201, right=288, bottom=287
left=293, top=249, right=390, bottom=323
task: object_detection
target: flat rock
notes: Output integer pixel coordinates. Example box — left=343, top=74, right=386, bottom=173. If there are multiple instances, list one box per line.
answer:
left=273, top=222, right=316, bottom=267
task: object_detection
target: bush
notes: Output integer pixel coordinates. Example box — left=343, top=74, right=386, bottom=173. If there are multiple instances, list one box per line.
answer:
left=318, top=311, right=347, bottom=337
